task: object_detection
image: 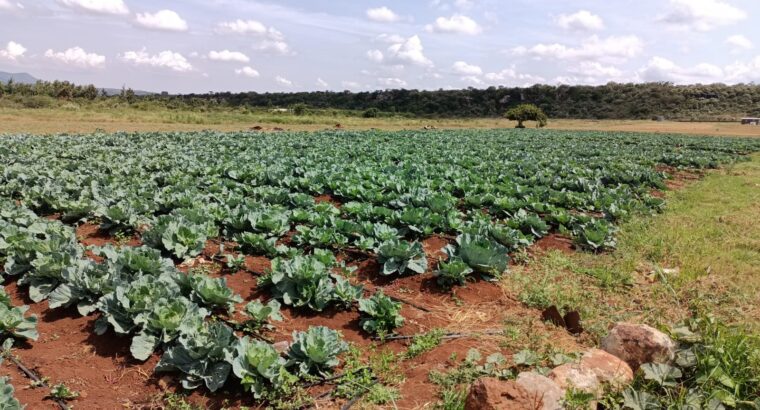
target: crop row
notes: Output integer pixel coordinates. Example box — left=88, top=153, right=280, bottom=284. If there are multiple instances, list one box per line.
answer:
left=1, top=129, right=759, bottom=406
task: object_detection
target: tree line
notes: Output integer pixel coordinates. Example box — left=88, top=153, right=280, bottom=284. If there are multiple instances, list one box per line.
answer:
left=0, top=79, right=100, bottom=100
left=3, top=78, right=760, bottom=120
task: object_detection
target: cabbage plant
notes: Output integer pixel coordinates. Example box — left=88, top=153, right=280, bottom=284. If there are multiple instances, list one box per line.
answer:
left=287, top=326, right=348, bottom=376
left=376, top=240, right=427, bottom=276
left=0, top=292, right=38, bottom=341
left=226, top=336, right=297, bottom=399
left=156, top=321, right=236, bottom=392
left=269, top=255, right=336, bottom=312
left=244, top=299, right=283, bottom=330
left=0, top=376, right=23, bottom=410
left=358, top=291, right=404, bottom=336
left=434, top=257, right=474, bottom=288
left=447, top=234, right=509, bottom=277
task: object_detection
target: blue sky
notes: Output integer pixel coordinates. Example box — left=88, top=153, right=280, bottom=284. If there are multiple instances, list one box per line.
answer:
left=1, top=0, right=759, bottom=93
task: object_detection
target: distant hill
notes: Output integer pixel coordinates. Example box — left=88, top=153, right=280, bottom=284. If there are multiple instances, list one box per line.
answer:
left=0, top=70, right=154, bottom=95
left=0, top=71, right=38, bottom=84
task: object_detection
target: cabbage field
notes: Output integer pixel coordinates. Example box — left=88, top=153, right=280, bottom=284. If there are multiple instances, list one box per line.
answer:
left=1, top=129, right=760, bottom=408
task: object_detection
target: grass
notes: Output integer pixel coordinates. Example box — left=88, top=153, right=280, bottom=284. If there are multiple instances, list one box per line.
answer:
left=404, top=328, right=446, bottom=359
left=504, top=153, right=760, bottom=339
left=2, top=106, right=760, bottom=136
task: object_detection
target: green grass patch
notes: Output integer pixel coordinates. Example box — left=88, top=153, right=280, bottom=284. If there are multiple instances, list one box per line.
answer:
left=505, top=154, right=760, bottom=337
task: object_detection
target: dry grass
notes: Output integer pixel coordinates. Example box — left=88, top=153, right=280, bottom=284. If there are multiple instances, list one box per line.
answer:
left=2, top=107, right=760, bottom=137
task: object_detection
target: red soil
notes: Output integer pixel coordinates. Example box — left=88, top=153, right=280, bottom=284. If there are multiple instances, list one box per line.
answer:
left=3, top=228, right=586, bottom=410
left=533, top=234, right=575, bottom=255
left=76, top=223, right=142, bottom=248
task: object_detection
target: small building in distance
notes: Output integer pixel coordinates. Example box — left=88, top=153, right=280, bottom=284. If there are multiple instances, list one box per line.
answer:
left=741, top=117, right=760, bottom=125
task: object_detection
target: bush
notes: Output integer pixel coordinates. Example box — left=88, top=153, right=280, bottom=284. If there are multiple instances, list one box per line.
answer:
left=292, top=103, right=308, bottom=116
left=21, top=95, right=56, bottom=109
left=362, top=108, right=379, bottom=118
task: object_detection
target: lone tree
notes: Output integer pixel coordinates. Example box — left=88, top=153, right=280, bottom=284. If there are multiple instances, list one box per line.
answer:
left=505, top=104, right=548, bottom=128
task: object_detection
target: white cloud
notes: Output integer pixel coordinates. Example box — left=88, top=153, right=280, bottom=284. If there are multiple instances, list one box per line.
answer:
left=275, top=76, right=293, bottom=87
left=375, top=33, right=406, bottom=44
left=366, top=49, right=384, bottom=63
left=316, top=78, right=329, bottom=88
left=121, top=49, right=193, bottom=72
left=209, top=50, right=250, bottom=63
left=235, top=66, right=260, bottom=78
left=426, top=14, right=482, bottom=35
left=378, top=77, right=407, bottom=88
left=513, top=35, right=643, bottom=63
left=461, top=75, right=483, bottom=85
left=0, top=41, right=26, bottom=61
left=44, top=47, right=105, bottom=68
left=725, top=57, right=760, bottom=83
left=217, top=19, right=268, bottom=35
left=341, top=81, right=363, bottom=90
left=556, top=10, right=605, bottom=31
left=386, top=35, right=433, bottom=67
left=452, top=61, right=482, bottom=75
left=135, top=10, right=188, bottom=32
left=637, top=57, right=724, bottom=84
left=454, top=0, right=474, bottom=10
left=58, top=0, right=128, bottom=15
left=255, top=40, right=291, bottom=55
left=217, top=19, right=292, bottom=55
left=0, top=0, right=23, bottom=10
left=366, top=6, right=401, bottom=23
left=483, top=66, right=545, bottom=85
left=726, top=35, right=753, bottom=52
left=659, top=0, right=746, bottom=31
left=568, top=61, right=623, bottom=78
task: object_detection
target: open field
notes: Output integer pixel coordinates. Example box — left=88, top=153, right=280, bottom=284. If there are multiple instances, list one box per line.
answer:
left=1, top=129, right=760, bottom=409
left=2, top=107, right=760, bottom=137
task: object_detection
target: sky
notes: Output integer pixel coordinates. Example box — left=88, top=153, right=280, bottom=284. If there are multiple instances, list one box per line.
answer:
left=1, top=0, right=759, bottom=93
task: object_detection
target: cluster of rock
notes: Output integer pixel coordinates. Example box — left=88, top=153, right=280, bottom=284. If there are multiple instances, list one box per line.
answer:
left=465, top=323, right=677, bottom=410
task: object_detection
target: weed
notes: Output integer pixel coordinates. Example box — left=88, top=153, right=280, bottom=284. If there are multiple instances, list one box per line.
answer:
left=366, top=384, right=400, bottom=405
left=405, top=328, right=445, bottom=359
left=113, top=230, right=131, bottom=246
left=564, top=388, right=596, bottom=410
left=48, top=383, right=79, bottom=401
left=163, top=393, right=204, bottom=410
left=435, top=387, right=467, bottom=410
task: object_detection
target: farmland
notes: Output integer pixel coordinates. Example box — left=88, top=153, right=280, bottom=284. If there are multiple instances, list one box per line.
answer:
left=2, top=129, right=760, bottom=409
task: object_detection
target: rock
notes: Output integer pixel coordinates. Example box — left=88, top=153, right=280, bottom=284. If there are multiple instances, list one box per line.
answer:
left=601, top=323, right=676, bottom=370
left=580, top=349, right=634, bottom=389
left=548, top=364, right=600, bottom=396
left=465, top=377, right=543, bottom=410
left=516, top=372, right=565, bottom=410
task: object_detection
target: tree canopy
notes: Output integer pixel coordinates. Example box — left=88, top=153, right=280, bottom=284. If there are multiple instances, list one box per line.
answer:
left=505, top=104, right=548, bottom=128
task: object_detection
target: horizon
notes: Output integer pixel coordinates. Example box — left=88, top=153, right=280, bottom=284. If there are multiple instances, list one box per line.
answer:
left=1, top=0, right=760, bottom=94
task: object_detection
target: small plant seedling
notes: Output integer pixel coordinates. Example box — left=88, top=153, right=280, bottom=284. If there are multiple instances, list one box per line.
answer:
left=49, top=383, right=79, bottom=400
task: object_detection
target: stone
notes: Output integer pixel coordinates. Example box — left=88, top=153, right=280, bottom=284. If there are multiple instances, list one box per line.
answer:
left=465, top=377, right=543, bottom=410
left=601, top=323, right=676, bottom=370
left=548, top=364, right=600, bottom=396
left=516, top=372, right=565, bottom=410
left=579, top=349, right=634, bottom=390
